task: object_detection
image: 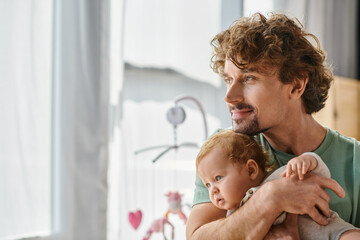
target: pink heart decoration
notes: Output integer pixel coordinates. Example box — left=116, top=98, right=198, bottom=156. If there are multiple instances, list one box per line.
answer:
left=128, top=210, right=142, bottom=230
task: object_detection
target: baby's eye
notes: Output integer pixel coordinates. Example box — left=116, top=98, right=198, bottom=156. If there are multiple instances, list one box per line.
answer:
left=205, top=183, right=211, bottom=188
left=215, top=176, right=222, bottom=181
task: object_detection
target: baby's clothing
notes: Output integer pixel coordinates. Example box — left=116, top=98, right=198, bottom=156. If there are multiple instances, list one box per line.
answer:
left=299, top=211, right=357, bottom=240
left=227, top=153, right=358, bottom=240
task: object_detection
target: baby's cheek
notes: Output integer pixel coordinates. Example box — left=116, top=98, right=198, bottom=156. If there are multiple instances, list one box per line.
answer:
left=209, top=193, right=213, bottom=200
left=209, top=194, right=216, bottom=203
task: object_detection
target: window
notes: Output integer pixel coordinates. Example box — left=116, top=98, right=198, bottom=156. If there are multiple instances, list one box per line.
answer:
left=0, top=1, right=52, bottom=239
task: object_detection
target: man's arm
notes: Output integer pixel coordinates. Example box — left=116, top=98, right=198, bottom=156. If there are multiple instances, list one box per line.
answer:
left=186, top=203, right=227, bottom=239
left=186, top=198, right=279, bottom=240
left=186, top=173, right=345, bottom=240
left=186, top=180, right=286, bottom=240
left=264, top=214, right=300, bottom=240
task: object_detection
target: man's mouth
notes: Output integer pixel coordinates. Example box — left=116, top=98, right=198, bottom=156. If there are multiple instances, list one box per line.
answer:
left=230, top=103, right=254, bottom=119
left=231, top=108, right=253, bottom=119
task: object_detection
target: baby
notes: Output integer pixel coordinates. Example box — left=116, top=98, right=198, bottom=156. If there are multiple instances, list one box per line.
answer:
left=196, top=130, right=360, bottom=240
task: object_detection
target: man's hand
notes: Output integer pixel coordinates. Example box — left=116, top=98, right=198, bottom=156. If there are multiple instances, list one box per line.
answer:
left=186, top=172, right=345, bottom=239
left=262, top=172, right=345, bottom=226
left=264, top=214, right=300, bottom=240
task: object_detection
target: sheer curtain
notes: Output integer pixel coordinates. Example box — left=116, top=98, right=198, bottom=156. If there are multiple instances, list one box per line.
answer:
left=118, top=1, right=229, bottom=239
left=123, top=0, right=222, bottom=87
left=1, top=0, right=122, bottom=239
left=0, top=1, right=52, bottom=239
left=50, top=0, right=115, bottom=239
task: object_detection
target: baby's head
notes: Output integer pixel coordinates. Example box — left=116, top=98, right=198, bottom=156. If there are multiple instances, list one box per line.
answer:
left=196, top=130, right=273, bottom=210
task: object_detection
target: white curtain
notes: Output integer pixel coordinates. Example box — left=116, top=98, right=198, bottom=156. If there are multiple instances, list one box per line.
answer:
left=1, top=0, right=123, bottom=239
left=49, top=0, right=115, bottom=239
left=0, top=1, right=52, bottom=239
left=123, top=0, right=222, bottom=87
left=119, top=99, right=225, bottom=240
left=118, top=1, right=228, bottom=239
left=107, top=0, right=126, bottom=239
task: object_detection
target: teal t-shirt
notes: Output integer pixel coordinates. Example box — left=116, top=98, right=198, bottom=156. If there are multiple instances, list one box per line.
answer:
left=192, top=128, right=360, bottom=227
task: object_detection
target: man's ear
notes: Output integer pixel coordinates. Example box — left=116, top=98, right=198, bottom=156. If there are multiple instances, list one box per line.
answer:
left=246, top=159, right=260, bottom=180
left=290, top=74, right=309, bottom=99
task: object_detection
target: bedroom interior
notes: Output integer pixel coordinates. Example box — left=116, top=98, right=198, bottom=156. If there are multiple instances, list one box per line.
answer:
left=1, top=0, right=359, bottom=240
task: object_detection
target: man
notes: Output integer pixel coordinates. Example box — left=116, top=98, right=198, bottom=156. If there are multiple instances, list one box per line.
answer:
left=186, top=12, right=360, bottom=239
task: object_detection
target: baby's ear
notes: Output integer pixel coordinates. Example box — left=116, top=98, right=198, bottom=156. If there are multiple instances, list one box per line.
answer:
left=246, top=159, right=259, bottom=180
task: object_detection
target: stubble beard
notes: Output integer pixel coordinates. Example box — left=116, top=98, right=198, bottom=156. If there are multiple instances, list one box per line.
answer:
left=232, top=116, right=266, bottom=136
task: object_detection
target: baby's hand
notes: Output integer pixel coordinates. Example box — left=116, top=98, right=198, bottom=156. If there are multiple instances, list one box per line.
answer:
left=281, top=154, right=318, bottom=180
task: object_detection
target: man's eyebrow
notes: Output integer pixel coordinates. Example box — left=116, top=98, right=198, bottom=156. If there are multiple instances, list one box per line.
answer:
left=241, top=67, right=261, bottom=73
left=222, top=67, right=262, bottom=77
left=222, top=73, right=229, bottom=78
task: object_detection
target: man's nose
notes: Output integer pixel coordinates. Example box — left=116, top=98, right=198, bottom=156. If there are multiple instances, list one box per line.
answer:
left=224, top=81, right=244, bottom=104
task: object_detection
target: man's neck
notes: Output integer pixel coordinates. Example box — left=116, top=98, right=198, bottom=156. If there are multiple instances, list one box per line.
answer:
left=262, top=114, right=327, bottom=155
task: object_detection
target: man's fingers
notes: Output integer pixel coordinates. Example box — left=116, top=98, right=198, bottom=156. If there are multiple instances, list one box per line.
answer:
left=301, top=187, right=330, bottom=225
left=314, top=174, right=345, bottom=199
left=268, top=173, right=344, bottom=227
left=318, top=187, right=331, bottom=203
left=314, top=195, right=331, bottom=218
left=285, top=213, right=298, bottom=226
left=307, top=207, right=329, bottom=226
left=301, top=173, right=345, bottom=225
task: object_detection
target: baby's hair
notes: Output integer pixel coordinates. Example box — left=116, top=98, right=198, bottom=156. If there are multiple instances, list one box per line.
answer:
left=196, top=130, right=274, bottom=173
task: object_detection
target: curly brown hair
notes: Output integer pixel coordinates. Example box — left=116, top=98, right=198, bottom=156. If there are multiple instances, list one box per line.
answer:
left=211, top=12, right=333, bottom=114
left=196, top=130, right=274, bottom=173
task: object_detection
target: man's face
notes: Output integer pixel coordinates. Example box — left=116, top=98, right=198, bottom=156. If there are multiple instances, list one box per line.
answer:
left=223, top=59, right=292, bottom=135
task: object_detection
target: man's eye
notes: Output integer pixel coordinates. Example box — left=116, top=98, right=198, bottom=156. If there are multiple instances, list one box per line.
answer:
left=205, top=183, right=211, bottom=188
left=244, top=75, right=254, bottom=82
left=224, top=78, right=233, bottom=85
left=215, top=176, right=222, bottom=181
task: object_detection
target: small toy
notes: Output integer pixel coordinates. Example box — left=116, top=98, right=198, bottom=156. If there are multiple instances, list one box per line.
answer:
left=128, top=210, right=142, bottom=230
left=142, top=217, right=174, bottom=240
left=163, top=191, right=187, bottom=224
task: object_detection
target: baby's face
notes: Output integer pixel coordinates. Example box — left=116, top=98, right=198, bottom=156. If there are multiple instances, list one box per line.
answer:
left=197, top=148, right=254, bottom=210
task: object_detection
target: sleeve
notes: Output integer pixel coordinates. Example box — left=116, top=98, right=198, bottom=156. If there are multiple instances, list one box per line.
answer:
left=301, top=152, right=330, bottom=178
left=352, top=140, right=360, bottom=227
left=192, top=174, right=211, bottom=206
